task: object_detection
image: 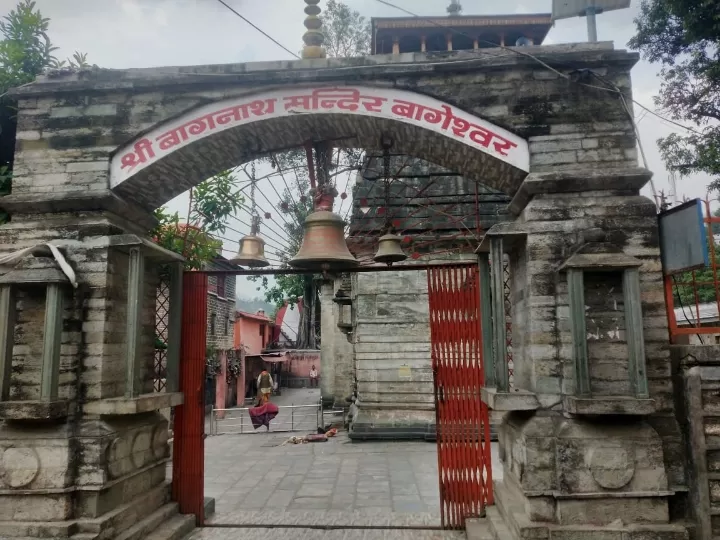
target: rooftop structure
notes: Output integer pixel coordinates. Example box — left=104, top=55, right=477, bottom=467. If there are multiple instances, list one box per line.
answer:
left=371, top=12, right=553, bottom=55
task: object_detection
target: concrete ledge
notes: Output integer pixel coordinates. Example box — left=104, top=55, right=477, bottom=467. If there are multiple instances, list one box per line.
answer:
left=563, top=395, right=655, bottom=416
left=0, top=399, right=69, bottom=421
left=85, top=392, right=183, bottom=415
left=482, top=388, right=540, bottom=411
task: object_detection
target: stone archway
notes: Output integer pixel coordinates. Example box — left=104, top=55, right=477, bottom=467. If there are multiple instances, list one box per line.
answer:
left=110, top=85, right=529, bottom=209
left=0, top=43, right=688, bottom=540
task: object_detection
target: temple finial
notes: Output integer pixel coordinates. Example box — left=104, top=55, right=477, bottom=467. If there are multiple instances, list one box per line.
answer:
left=302, top=0, right=326, bottom=59
left=447, top=0, right=462, bottom=16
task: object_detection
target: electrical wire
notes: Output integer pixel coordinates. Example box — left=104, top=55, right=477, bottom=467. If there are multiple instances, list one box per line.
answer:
left=373, top=0, right=706, bottom=137
left=213, top=0, right=300, bottom=59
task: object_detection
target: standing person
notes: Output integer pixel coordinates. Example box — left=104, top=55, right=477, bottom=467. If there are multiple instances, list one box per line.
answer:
left=309, top=365, right=319, bottom=388
left=256, top=368, right=274, bottom=405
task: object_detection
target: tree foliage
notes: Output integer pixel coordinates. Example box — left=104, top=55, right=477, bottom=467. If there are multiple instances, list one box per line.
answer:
left=629, top=0, right=720, bottom=190
left=0, top=1, right=89, bottom=224
left=151, top=170, right=244, bottom=271
left=319, top=0, right=371, bottom=58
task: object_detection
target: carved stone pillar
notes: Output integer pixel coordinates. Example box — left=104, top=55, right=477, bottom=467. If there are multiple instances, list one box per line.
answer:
left=0, top=203, right=187, bottom=538
left=479, top=168, right=689, bottom=539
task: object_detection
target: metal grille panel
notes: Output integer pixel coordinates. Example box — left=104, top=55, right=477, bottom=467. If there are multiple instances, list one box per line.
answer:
left=154, top=280, right=170, bottom=392
left=428, top=264, right=493, bottom=530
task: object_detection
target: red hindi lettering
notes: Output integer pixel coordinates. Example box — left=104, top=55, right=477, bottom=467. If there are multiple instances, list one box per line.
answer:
left=360, top=95, right=387, bottom=113
left=214, top=104, right=247, bottom=125
left=185, top=114, right=217, bottom=136
left=421, top=104, right=454, bottom=131
left=156, top=126, right=189, bottom=151
left=120, top=138, right=155, bottom=171
left=391, top=99, right=425, bottom=120
left=248, top=98, right=276, bottom=116
left=312, top=88, right=361, bottom=111
left=492, top=136, right=517, bottom=156
left=468, top=125, right=494, bottom=148
left=283, top=94, right=314, bottom=111
left=451, top=116, right=472, bottom=138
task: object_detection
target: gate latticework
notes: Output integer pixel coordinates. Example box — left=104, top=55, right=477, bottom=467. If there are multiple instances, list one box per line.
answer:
left=428, top=264, right=493, bottom=529
left=154, top=280, right=170, bottom=392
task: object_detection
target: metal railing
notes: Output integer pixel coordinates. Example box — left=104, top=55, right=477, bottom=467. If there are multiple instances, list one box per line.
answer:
left=209, top=399, right=326, bottom=435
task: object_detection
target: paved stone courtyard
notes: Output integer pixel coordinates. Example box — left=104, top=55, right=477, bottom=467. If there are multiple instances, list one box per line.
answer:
left=170, top=389, right=500, bottom=539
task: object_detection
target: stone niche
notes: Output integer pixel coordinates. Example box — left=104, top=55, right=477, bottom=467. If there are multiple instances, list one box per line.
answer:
left=558, top=237, right=656, bottom=416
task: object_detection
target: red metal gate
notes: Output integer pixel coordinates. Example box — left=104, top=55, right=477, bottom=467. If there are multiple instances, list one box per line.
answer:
left=172, top=272, right=207, bottom=525
left=427, top=264, right=493, bottom=529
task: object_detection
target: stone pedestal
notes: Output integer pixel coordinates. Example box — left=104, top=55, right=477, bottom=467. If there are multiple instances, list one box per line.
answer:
left=480, top=169, right=689, bottom=539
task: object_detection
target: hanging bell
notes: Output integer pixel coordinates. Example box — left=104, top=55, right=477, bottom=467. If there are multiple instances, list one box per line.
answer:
left=230, top=234, right=270, bottom=268
left=290, top=210, right=358, bottom=269
left=373, top=233, right=407, bottom=265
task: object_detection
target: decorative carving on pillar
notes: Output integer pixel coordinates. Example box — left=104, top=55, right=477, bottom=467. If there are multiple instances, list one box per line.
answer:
left=152, top=423, right=169, bottom=460
left=588, top=446, right=635, bottom=489
left=1, top=447, right=40, bottom=488
left=130, top=429, right=151, bottom=469
left=106, top=437, right=127, bottom=480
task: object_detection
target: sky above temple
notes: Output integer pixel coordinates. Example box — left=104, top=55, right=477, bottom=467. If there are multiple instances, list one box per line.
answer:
left=1, top=0, right=713, bottom=298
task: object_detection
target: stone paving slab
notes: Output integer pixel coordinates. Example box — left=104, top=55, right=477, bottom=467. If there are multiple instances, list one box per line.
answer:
left=185, top=527, right=466, bottom=540
left=171, top=389, right=499, bottom=538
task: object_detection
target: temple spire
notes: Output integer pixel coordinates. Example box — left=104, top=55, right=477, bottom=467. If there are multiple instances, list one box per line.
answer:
left=447, top=0, right=462, bottom=16
left=302, top=0, right=326, bottom=59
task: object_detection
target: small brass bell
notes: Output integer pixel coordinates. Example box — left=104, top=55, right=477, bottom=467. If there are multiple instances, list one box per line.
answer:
left=373, top=233, right=407, bottom=265
left=290, top=210, right=358, bottom=269
left=230, top=234, right=270, bottom=268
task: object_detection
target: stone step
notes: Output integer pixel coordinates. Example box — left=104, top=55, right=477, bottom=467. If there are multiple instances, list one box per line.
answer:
left=115, top=503, right=181, bottom=540
left=486, top=507, right=514, bottom=540
left=145, top=514, right=195, bottom=540
left=466, top=518, right=494, bottom=540
left=77, top=482, right=170, bottom=536
left=0, top=521, right=75, bottom=538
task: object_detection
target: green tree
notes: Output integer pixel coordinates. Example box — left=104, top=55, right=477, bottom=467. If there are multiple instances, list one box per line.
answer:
left=629, top=0, right=720, bottom=191
left=151, top=170, right=244, bottom=270
left=320, top=0, right=371, bottom=57
left=0, top=0, right=88, bottom=223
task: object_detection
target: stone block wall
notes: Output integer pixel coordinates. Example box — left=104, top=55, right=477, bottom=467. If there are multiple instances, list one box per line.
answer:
left=671, top=344, right=720, bottom=539
left=205, top=263, right=236, bottom=352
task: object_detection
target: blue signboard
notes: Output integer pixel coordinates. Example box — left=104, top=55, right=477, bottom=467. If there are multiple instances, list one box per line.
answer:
left=658, top=198, right=709, bottom=275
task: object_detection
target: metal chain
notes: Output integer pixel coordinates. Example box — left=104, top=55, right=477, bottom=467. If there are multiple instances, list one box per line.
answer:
left=250, top=161, right=257, bottom=216
left=383, top=147, right=391, bottom=233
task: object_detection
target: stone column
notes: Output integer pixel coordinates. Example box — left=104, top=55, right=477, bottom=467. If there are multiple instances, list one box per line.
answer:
left=480, top=168, right=689, bottom=540
left=0, top=151, right=185, bottom=537
left=350, top=254, right=476, bottom=440
left=319, top=279, right=336, bottom=405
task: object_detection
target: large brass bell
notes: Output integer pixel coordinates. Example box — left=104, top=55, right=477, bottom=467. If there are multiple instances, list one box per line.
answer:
left=373, top=233, right=407, bottom=265
left=230, top=234, right=270, bottom=268
left=290, top=210, right=358, bottom=269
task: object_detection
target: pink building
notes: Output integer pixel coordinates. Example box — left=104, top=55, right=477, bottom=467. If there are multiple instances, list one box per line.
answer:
left=233, top=310, right=271, bottom=405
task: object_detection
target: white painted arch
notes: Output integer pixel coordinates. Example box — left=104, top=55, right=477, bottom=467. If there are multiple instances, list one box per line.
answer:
left=110, top=85, right=530, bottom=209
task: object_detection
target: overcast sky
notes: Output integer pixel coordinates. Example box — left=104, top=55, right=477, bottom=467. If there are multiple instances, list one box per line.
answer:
left=2, top=0, right=713, bottom=297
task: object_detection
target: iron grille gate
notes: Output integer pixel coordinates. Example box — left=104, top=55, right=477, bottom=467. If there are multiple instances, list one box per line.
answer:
left=427, top=264, right=493, bottom=529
